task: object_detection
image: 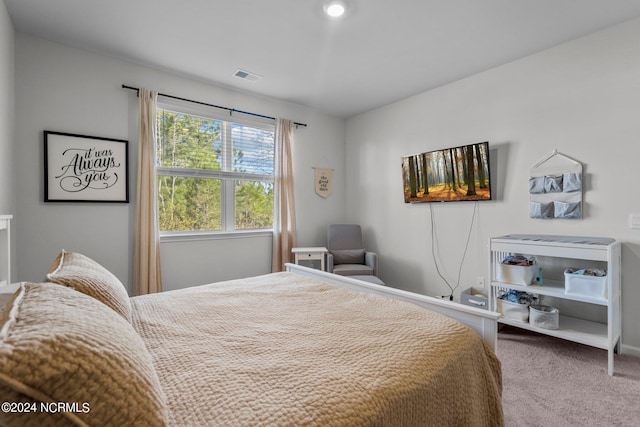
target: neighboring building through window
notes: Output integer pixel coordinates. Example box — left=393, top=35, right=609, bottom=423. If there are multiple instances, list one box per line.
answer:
left=155, top=99, right=275, bottom=236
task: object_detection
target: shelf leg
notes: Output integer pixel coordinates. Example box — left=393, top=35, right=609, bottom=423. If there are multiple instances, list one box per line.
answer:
left=608, top=347, right=614, bottom=376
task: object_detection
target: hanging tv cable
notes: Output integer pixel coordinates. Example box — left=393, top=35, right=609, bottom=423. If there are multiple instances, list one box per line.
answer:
left=429, top=201, right=478, bottom=300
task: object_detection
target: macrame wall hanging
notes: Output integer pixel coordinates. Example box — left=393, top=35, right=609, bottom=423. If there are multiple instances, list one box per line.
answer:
left=529, top=150, right=583, bottom=219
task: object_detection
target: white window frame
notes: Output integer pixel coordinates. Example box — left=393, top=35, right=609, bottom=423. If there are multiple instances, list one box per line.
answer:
left=156, top=97, right=275, bottom=241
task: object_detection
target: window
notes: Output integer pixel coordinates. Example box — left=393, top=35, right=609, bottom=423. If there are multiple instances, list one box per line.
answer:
left=155, top=100, right=275, bottom=236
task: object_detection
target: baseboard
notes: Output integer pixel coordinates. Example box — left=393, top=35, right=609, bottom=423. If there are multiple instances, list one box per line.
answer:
left=621, top=343, right=640, bottom=357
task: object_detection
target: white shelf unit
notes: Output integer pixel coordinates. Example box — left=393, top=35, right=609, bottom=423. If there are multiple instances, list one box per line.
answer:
left=0, top=215, right=12, bottom=288
left=489, top=234, right=621, bottom=376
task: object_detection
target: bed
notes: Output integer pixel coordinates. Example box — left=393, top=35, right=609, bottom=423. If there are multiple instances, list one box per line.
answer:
left=0, top=250, right=503, bottom=426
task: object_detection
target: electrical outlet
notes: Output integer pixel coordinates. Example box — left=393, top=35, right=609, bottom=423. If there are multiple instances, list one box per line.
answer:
left=476, top=276, right=485, bottom=288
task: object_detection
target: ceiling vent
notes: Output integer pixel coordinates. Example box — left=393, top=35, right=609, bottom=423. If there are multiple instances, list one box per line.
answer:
left=233, top=69, right=262, bottom=82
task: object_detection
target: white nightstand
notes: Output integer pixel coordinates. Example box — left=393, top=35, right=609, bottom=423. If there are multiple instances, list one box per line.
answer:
left=292, top=247, right=328, bottom=271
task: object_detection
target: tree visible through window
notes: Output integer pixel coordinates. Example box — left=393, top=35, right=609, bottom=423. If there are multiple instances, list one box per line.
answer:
left=155, top=105, right=274, bottom=233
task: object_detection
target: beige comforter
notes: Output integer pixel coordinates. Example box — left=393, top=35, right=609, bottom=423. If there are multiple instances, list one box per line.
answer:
left=131, top=272, right=503, bottom=426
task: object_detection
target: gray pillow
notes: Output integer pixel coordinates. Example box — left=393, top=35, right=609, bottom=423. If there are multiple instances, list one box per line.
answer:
left=331, top=249, right=366, bottom=265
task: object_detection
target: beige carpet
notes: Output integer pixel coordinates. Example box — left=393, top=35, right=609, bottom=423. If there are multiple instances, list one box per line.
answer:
left=498, top=325, right=640, bottom=426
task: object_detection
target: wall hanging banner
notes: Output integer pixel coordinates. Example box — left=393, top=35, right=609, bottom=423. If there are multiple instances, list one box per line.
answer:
left=314, top=168, right=333, bottom=198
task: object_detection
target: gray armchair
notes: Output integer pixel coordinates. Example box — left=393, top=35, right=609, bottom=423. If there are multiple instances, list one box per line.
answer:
left=326, top=224, right=377, bottom=277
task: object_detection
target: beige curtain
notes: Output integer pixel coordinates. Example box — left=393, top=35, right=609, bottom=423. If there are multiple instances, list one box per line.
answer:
left=272, top=119, right=297, bottom=272
left=133, top=88, right=162, bottom=295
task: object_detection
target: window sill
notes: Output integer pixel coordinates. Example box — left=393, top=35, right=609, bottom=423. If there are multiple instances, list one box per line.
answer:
left=160, top=229, right=273, bottom=243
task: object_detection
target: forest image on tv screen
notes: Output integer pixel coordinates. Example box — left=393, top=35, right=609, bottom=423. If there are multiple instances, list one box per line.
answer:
left=402, top=141, right=491, bottom=203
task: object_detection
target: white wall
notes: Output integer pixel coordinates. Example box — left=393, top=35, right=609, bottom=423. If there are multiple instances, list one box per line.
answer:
left=0, top=1, right=15, bottom=283
left=0, top=0, right=14, bottom=215
left=14, top=34, right=346, bottom=292
left=345, top=18, right=640, bottom=352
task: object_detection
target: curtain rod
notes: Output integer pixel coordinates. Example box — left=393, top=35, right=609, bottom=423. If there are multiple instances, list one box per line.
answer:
left=122, top=84, right=307, bottom=128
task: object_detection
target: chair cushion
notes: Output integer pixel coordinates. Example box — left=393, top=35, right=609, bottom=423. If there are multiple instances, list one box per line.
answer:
left=327, top=224, right=364, bottom=250
left=331, top=249, right=366, bottom=265
left=0, top=283, right=167, bottom=427
left=332, top=264, right=374, bottom=276
left=47, top=250, right=132, bottom=322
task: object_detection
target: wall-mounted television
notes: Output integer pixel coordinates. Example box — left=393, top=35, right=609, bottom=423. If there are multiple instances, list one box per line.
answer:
left=402, top=141, right=491, bottom=203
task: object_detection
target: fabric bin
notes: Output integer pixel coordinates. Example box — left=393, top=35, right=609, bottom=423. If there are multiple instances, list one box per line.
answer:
left=528, top=177, right=545, bottom=194
left=554, top=201, right=581, bottom=219
left=564, top=269, right=607, bottom=299
left=460, top=287, right=488, bottom=310
left=497, top=299, right=530, bottom=323
left=496, top=263, right=538, bottom=285
left=562, top=172, right=582, bottom=192
left=544, top=175, right=563, bottom=193
left=530, top=305, right=559, bottom=330
left=529, top=201, right=554, bottom=219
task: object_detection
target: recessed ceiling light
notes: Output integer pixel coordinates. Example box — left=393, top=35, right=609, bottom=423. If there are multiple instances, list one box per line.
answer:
left=324, top=1, right=346, bottom=18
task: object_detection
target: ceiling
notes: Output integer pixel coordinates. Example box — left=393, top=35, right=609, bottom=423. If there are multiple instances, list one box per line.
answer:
left=6, top=0, right=640, bottom=118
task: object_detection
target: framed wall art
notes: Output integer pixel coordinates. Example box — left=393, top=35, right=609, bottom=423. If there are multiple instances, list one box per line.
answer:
left=44, top=131, right=129, bottom=203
